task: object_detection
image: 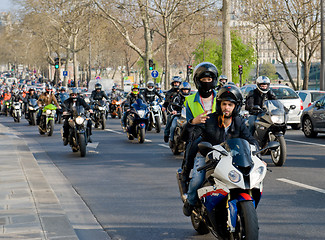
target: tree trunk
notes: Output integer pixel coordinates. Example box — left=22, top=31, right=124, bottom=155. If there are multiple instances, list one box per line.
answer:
left=73, top=35, right=78, bottom=87
left=222, top=0, right=232, bottom=82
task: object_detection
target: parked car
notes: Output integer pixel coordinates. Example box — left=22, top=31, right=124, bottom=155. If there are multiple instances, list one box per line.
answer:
left=296, top=90, right=325, bottom=110
left=300, top=95, right=325, bottom=138
left=241, top=84, right=303, bottom=130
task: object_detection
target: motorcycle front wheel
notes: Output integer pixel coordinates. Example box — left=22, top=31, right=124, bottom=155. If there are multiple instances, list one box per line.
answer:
left=31, top=112, right=36, bottom=126
left=270, top=135, right=286, bottom=166
left=101, top=114, right=106, bottom=130
left=78, top=133, right=86, bottom=157
left=155, top=116, right=161, bottom=133
left=48, top=119, right=54, bottom=136
left=231, top=201, right=259, bottom=240
left=137, top=127, right=145, bottom=143
left=118, top=108, right=122, bottom=119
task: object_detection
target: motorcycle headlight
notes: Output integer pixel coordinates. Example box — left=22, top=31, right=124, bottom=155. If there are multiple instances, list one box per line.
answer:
left=98, top=106, right=104, bottom=111
left=251, top=166, right=266, bottom=186
left=138, top=110, right=146, bottom=118
left=228, top=170, right=241, bottom=183
left=271, top=115, right=284, bottom=124
left=29, top=107, right=34, bottom=110
left=46, top=109, right=52, bottom=115
left=75, top=116, right=85, bottom=125
left=52, top=110, right=56, bottom=115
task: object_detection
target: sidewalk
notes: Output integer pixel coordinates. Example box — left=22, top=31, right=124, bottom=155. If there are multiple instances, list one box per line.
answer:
left=0, top=123, right=78, bottom=239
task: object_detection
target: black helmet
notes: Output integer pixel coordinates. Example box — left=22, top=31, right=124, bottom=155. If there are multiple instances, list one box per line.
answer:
left=29, top=88, right=35, bottom=92
left=147, top=80, right=155, bottom=91
left=216, top=85, right=243, bottom=117
left=256, top=76, right=270, bottom=94
left=219, top=75, right=228, bottom=86
left=60, top=86, right=66, bottom=92
left=193, top=62, right=218, bottom=97
left=69, top=88, right=79, bottom=100
left=95, top=83, right=102, bottom=90
left=180, top=82, right=191, bottom=96
left=170, top=76, right=182, bottom=88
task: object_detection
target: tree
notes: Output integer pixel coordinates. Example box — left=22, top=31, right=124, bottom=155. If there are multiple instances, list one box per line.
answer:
left=193, top=32, right=256, bottom=85
left=259, top=63, right=278, bottom=80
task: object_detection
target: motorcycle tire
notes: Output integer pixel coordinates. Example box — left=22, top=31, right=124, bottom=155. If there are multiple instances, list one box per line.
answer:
left=138, top=127, right=145, bottom=144
left=101, top=114, right=106, bottom=130
left=31, top=112, right=36, bottom=126
left=232, top=201, right=259, bottom=240
left=17, top=116, right=20, bottom=123
left=111, top=114, right=116, bottom=119
left=155, top=116, right=161, bottom=133
left=191, top=212, right=209, bottom=235
left=79, top=134, right=87, bottom=157
left=271, top=135, right=286, bottom=166
left=48, top=119, right=54, bottom=136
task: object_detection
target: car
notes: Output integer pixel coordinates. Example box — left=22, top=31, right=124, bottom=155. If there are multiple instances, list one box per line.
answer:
left=241, top=84, right=303, bottom=130
left=300, top=94, right=325, bottom=137
left=296, top=90, right=325, bottom=110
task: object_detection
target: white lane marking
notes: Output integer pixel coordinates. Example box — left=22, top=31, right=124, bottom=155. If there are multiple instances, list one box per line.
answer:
left=105, top=129, right=123, bottom=135
left=286, top=138, right=325, bottom=147
left=145, top=139, right=152, bottom=142
left=158, top=144, right=169, bottom=148
left=277, top=178, right=325, bottom=194
left=88, top=142, right=99, bottom=149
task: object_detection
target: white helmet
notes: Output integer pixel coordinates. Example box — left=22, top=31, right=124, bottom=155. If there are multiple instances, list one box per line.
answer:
left=147, top=80, right=155, bottom=92
left=256, top=76, right=270, bottom=94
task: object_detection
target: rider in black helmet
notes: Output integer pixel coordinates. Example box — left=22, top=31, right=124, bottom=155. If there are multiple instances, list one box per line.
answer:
left=182, top=84, right=258, bottom=216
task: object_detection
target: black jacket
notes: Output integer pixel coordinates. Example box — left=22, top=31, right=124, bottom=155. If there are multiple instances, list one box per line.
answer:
left=245, top=88, right=277, bottom=115
left=163, top=88, right=179, bottom=109
left=184, top=113, right=258, bottom=147
left=63, top=97, right=90, bottom=112
left=90, top=90, right=109, bottom=101
left=124, top=92, right=145, bottom=107
left=142, top=89, right=163, bottom=103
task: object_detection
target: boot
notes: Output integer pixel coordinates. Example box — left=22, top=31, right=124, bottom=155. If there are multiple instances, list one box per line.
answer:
left=183, top=200, right=194, bottom=217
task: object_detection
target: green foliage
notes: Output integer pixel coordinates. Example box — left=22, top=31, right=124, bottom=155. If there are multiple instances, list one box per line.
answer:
left=137, top=59, right=162, bottom=83
left=259, top=63, right=278, bottom=80
left=193, top=31, right=256, bottom=84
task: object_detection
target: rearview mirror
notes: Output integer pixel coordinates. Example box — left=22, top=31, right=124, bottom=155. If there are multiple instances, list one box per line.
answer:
left=198, top=142, right=214, bottom=157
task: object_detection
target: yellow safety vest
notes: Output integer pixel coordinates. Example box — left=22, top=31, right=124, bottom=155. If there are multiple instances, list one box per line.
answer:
left=185, top=92, right=217, bottom=118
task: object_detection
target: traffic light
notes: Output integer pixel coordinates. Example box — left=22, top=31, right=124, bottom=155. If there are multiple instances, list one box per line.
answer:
left=238, top=65, right=243, bottom=75
left=55, top=58, right=60, bottom=69
left=149, top=59, right=154, bottom=70
left=187, top=65, right=193, bottom=75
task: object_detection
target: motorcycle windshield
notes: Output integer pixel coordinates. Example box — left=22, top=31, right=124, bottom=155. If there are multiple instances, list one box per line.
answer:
left=29, top=99, right=38, bottom=106
left=72, top=105, right=85, bottom=117
left=132, top=102, right=148, bottom=111
left=264, top=100, right=285, bottom=116
left=59, top=93, right=69, bottom=102
left=222, top=138, right=254, bottom=173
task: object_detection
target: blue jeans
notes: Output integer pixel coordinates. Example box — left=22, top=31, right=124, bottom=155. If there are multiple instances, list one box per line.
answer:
left=248, top=115, right=257, bottom=136
left=187, top=156, right=206, bottom=206
left=169, top=116, right=179, bottom=141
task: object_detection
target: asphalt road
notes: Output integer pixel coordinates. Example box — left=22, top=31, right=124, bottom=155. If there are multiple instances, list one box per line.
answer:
left=1, top=116, right=325, bottom=240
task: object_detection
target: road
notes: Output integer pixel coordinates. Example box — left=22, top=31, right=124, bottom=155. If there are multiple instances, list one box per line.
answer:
left=1, top=116, right=325, bottom=240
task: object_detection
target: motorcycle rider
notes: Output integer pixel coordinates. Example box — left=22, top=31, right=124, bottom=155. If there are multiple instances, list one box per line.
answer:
left=163, top=76, right=182, bottom=142
left=0, top=87, right=11, bottom=112
left=168, top=82, right=191, bottom=147
left=24, top=88, right=39, bottom=115
left=108, top=85, right=122, bottom=116
left=182, top=84, right=258, bottom=216
left=10, top=88, right=24, bottom=116
left=37, top=84, right=60, bottom=125
left=62, top=88, right=93, bottom=146
left=216, top=75, right=228, bottom=90
left=178, top=62, right=219, bottom=195
left=90, top=83, right=109, bottom=104
left=245, top=76, right=277, bottom=135
left=121, top=83, right=145, bottom=131
left=142, top=80, right=163, bottom=104
left=155, top=83, right=164, bottom=98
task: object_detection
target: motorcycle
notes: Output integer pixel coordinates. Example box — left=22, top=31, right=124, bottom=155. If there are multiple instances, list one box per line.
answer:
left=170, top=108, right=187, bottom=155
left=251, top=100, right=288, bottom=166
left=177, top=138, right=279, bottom=240
left=91, top=100, right=107, bottom=130
left=109, top=98, right=123, bottom=119
left=63, top=105, right=90, bottom=157
left=12, top=100, right=22, bottom=122
left=39, top=104, right=57, bottom=136
left=3, top=100, right=11, bottom=116
left=147, top=100, right=162, bottom=133
left=25, top=99, right=39, bottom=125
left=125, top=99, right=150, bottom=143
